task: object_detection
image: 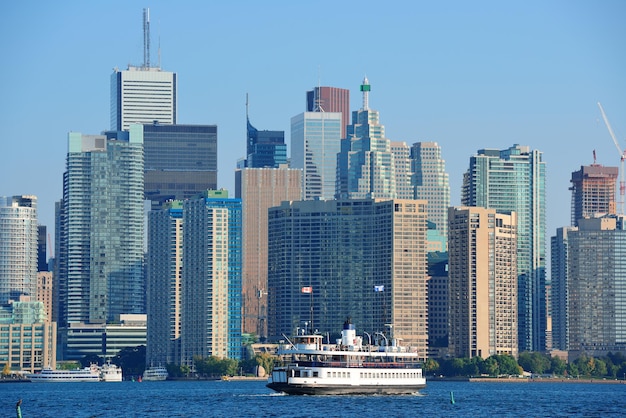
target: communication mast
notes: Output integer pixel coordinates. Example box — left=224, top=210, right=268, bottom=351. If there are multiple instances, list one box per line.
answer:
left=598, top=102, right=625, bottom=214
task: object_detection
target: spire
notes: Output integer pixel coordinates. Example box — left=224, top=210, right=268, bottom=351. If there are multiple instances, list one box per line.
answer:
left=360, top=76, right=371, bottom=110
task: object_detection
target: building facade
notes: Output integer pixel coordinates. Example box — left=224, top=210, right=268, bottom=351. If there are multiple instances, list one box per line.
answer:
left=550, top=226, right=577, bottom=351
left=146, top=201, right=183, bottom=367
left=235, top=167, right=302, bottom=338
left=267, top=198, right=429, bottom=359
left=0, top=196, right=38, bottom=304
left=448, top=207, right=518, bottom=359
left=412, top=142, right=451, bottom=245
left=111, top=66, right=177, bottom=131
left=561, top=216, right=626, bottom=357
left=246, top=118, right=287, bottom=169
left=306, top=86, right=350, bottom=139
left=570, top=164, right=618, bottom=226
left=461, top=145, right=546, bottom=352
left=181, top=191, right=242, bottom=364
left=143, top=123, right=218, bottom=209
left=291, top=111, right=342, bottom=200
left=56, top=127, right=145, bottom=330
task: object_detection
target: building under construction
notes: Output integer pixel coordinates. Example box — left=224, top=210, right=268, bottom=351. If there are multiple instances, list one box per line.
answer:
left=570, top=164, right=619, bottom=226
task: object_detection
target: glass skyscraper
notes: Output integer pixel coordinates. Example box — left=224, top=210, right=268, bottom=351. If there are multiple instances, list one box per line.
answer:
left=0, top=195, right=38, bottom=304
left=56, top=126, right=145, bottom=329
left=462, top=144, right=546, bottom=352
left=246, top=118, right=286, bottom=169
left=291, top=111, right=342, bottom=200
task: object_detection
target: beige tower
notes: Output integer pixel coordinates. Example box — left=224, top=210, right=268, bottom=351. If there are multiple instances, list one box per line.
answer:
left=448, top=207, right=518, bottom=359
left=235, top=166, right=302, bottom=339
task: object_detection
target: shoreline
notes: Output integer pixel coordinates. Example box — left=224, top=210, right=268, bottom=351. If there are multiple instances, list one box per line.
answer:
left=429, top=376, right=626, bottom=385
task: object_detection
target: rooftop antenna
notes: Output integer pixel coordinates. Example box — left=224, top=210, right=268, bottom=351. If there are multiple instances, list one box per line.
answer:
left=360, top=76, right=371, bottom=110
left=314, top=66, right=324, bottom=112
left=143, top=8, right=151, bottom=68
left=246, top=92, right=249, bottom=121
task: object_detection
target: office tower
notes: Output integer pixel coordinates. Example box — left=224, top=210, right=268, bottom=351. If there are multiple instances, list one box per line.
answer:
left=462, top=144, right=546, bottom=352
left=291, top=111, right=342, bottom=200
left=111, top=67, right=177, bottom=131
left=448, top=207, right=518, bottom=359
left=0, top=195, right=38, bottom=304
left=391, top=141, right=414, bottom=200
left=570, top=164, right=618, bottom=226
left=336, top=78, right=408, bottom=199
left=246, top=114, right=287, bottom=168
left=37, top=225, right=48, bottom=272
left=143, top=123, right=218, bottom=209
left=181, top=190, right=242, bottom=363
left=412, top=142, right=451, bottom=244
left=550, top=226, right=576, bottom=351
left=235, top=167, right=302, bottom=338
left=56, top=127, right=144, bottom=329
left=306, top=86, right=350, bottom=139
left=267, top=198, right=429, bottom=359
left=564, top=216, right=626, bottom=357
left=147, top=201, right=183, bottom=367
left=427, top=251, right=448, bottom=354
left=37, top=271, right=53, bottom=321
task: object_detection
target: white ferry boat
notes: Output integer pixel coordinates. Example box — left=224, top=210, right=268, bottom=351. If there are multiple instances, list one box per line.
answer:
left=267, top=319, right=426, bottom=395
left=142, top=366, right=168, bottom=381
left=26, top=364, right=100, bottom=383
left=100, top=362, right=123, bottom=382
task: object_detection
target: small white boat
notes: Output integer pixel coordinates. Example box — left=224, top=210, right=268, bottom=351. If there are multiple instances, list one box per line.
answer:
left=267, top=319, right=426, bottom=395
left=100, top=362, right=123, bottom=382
left=26, top=364, right=101, bottom=383
left=142, top=366, right=168, bottom=381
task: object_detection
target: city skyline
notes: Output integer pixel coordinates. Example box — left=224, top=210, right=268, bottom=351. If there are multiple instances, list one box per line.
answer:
left=2, top=1, right=626, bottom=253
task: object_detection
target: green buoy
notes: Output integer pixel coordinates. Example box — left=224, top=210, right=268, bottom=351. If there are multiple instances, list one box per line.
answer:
left=450, top=391, right=455, bottom=404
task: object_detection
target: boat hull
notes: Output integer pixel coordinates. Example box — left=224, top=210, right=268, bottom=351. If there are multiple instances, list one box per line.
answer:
left=266, top=381, right=425, bottom=395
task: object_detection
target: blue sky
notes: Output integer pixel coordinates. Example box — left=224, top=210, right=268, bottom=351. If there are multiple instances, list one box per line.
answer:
left=2, top=1, right=625, bottom=250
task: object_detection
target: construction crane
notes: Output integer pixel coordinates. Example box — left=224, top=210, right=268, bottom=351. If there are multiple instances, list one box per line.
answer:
left=598, top=102, right=625, bottom=215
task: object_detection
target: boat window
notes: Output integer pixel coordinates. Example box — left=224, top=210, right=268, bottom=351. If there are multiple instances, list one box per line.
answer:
left=313, top=371, right=318, bottom=377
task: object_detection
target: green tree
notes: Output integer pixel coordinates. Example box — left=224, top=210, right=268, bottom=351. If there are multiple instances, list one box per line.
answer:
left=483, top=357, right=499, bottom=376
left=113, top=345, right=146, bottom=377
left=550, top=356, right=567, bottom=376
left=2, top=363, right=11, bottom=376
left=424, top=358, right=440, bottom=374
left=79, top=354, right=102, bottom=368
left=592, top=359, right=607, bottom=378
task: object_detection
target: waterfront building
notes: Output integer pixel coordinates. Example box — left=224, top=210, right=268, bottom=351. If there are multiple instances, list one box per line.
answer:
left=58, top=314, right=146, bottom=361
left=550, top=226, right=577, bottom=352
left=181, top=190, right=242, bottom=363
left=336, top=78, right=407, bottom=200
left=558, top=216, right=626, bottom=358
left=55, top=127, right=145, bottom=330
left=111, top=66, right=177, bottom=131
left=146, top=201, right=183, bottom=367
left=291, top=111, right=342, bottom=200
left=267, top=198, right=429, bottom=360
left=37, top=271, right=53, bottom=323
left=427, top=251, right=449, bottom=357
left=461, top=145, right=546, bottom=352
left=306, top=86, right=350, bottom=139
left=570, top=164, right=618, bottom=227
left=246, top=116, right=286, bottom=169
left=0, top=195, right=38, bottom=304
left=0, top=300, right=56, bottom=373
left=412, top=142, right=450, bottom=244
left=235, top=167, right=301, bottom=338
left=448, top=207, right=518, bottom=359
left=143, top=123, right=218, bottom=209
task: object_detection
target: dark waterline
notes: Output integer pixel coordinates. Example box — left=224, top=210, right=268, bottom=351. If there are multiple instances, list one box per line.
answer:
left=2, top=379, right=625, bottom=417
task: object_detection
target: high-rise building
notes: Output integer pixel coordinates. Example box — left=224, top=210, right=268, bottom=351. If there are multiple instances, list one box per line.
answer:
left=0, top=195, right=38, bottom=304
left=427, top=251, right=449, bottom=354
left=562, top=216, right=626, bottom=357
left=448, top=207, right=518, bottom=359
left=246, top=117, right=286, bottom=169
left=391, top=141, right=414, bottom=200
left=291, top=111, right=342, bottom=200
left=306, top=86, right=350, bottom=139
left=336, top=78, right=408, bottom=199
left=111, top=66, right=177, bottom=132
left=181, top=190, right=242, bottom=363
left=37, top=225, right=48, bottom=272
left=56, top=127, right=144, bottom=330
left=462, top=145, right=546, bottom=352
left=570, top=164, right=618, bottom=226
left=412, top=142, right=451, bottom=244
left=267, top=198, right=429, bottom=359
left=146, top=200, right=183, bottom=367
left=550, top=226, right=576, bottom=352
left=235, top=167, right=301, bottom=338
left=143, top=123, right=218, bottom=209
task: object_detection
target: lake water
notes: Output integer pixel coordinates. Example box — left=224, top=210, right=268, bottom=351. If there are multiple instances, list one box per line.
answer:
left=2, top=379, right=625, bottom=417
